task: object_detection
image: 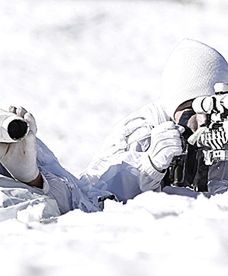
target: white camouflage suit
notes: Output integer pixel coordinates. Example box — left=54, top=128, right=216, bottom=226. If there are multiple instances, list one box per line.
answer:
left=2, top=39, right=228, bottom=219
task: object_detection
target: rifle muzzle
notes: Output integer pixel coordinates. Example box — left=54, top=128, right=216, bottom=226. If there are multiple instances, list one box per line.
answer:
left=0, top=111, right=29, bottom=143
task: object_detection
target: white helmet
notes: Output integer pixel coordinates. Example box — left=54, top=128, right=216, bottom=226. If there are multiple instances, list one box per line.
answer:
left=160, top=39, right=228, bottom=118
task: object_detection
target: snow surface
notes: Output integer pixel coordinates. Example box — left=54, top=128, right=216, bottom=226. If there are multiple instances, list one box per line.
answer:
left=1, top=0, right=228, bottom=275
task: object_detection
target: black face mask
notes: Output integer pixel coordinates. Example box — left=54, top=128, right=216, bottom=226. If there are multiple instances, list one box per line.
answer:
left=177, top=109, right=196, bottom=140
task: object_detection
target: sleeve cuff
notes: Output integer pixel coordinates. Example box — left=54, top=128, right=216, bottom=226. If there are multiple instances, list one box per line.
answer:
left=138, top=154, right=166, bottom=177
left=137, top=154, right=166, bottom=192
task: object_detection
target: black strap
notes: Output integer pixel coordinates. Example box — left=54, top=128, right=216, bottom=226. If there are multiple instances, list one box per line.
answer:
left=193, top=149, right=208, bottom=192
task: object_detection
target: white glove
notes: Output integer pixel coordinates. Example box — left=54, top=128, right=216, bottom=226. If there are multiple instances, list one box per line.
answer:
left=0, top=106, right=40, bottom=183
left=148, top=121, right=184, bottom=171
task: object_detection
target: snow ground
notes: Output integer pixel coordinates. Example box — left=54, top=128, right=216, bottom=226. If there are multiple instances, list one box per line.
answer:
left=1, top=0, right=228, bottom=275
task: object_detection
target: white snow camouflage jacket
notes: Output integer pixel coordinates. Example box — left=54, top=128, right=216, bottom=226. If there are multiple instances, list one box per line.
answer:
left=36, top=102, right=170, bottom=214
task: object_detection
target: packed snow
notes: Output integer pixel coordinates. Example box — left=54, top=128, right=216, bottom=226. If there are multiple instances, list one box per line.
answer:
left=1, top=0, right=228, bottom=275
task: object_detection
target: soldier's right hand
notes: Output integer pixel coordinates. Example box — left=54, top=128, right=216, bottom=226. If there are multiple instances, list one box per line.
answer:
left=147, top=121, right=184, bottom=171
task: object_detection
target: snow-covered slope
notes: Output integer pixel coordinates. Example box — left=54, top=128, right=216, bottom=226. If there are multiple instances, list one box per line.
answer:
left=1, top=0, right=228, bottom=275
left=1, top=191, right=228, bottom=276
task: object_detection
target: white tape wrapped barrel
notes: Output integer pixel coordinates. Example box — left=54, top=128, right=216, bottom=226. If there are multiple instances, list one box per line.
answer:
left=0, top=109, right=28, bottom=143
